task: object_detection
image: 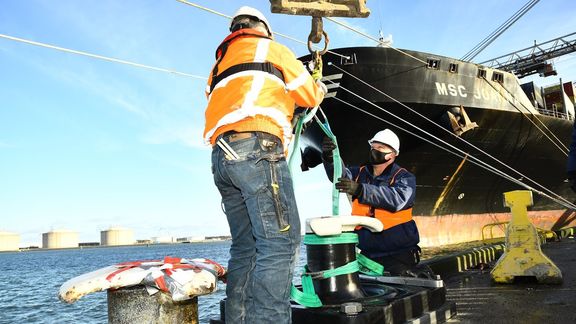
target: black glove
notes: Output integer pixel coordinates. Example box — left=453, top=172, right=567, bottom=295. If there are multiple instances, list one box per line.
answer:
left=321, top=136, right=336, bottom=161
left=335, top=177, right=362, bottom=197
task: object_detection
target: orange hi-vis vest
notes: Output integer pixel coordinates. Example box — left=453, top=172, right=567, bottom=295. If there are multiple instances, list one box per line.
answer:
left=203, top=29, right=324, bottom=148
left=352, top=166, right=413, bottom=230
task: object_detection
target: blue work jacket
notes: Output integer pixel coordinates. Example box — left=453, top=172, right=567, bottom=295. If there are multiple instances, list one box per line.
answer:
left=325, top=160, right=420, bottom=257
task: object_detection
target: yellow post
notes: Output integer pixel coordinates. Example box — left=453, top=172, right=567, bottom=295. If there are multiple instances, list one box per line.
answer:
left=490, top=190, right=562, bottom=284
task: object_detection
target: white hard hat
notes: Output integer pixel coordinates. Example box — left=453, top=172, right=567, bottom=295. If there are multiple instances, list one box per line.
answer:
left=368, top=129, right=400, bottom=155
left=230, top=6, right=272, bottom=37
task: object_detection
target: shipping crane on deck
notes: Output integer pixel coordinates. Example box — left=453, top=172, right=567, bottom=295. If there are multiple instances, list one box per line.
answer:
left=480, top=32, right=576, bottom=78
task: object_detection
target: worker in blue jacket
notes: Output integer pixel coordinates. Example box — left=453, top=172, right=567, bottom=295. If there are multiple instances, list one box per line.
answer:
left=322, top=129, right=430, bottom=277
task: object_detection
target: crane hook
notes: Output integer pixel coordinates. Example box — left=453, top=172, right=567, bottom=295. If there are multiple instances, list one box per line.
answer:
left=307, top=16, right=329, bottom=55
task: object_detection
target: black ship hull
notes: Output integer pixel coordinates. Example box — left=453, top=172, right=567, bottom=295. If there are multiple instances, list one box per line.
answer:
left=299, top=47, right=576, bottom=245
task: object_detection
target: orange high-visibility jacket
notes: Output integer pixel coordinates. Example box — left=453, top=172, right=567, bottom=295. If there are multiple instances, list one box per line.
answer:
left=204, top=29, right=324, bottom=147
left=351, top=166, right=414, bottom=230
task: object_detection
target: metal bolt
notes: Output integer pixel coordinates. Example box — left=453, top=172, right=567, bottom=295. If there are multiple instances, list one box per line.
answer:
left=340, top=302, right=362, bottom=315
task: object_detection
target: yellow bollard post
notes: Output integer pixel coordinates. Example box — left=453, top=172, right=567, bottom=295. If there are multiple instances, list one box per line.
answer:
left=490, top=190, right=562, bottom=284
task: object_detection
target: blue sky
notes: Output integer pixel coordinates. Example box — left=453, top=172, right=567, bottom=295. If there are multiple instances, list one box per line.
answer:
left=1, top=0, right=575, bottom=246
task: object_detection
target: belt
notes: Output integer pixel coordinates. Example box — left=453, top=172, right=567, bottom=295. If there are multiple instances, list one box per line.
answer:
left=221, top=131, right=256, bottom=143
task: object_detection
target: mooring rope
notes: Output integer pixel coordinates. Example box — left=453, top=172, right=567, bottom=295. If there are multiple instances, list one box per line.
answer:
left=480, top=76, right=569, bottom=155
left=323, top=67, right=576, bottom=210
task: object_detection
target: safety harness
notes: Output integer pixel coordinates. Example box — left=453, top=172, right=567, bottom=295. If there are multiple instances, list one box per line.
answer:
left=209, top=29, right=285, bottom=94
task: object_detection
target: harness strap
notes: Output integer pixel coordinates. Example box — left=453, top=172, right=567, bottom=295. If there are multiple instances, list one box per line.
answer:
left=210, top=30, right=274, bottom=93
left=210, top=62, right=284, bottom=93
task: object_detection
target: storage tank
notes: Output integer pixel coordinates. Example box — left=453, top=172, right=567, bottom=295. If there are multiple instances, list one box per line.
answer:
left=100, top=227, right=134, bottom=246
left=0, top=231, right=20, bottom=251
left=42, top=230, right=79, bottom=249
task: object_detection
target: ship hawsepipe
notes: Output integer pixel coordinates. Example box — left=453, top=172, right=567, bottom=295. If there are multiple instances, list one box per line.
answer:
left=298, top=47, right=573, bottom=230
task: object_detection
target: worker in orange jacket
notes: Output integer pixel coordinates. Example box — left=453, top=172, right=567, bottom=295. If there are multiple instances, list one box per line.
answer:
left=204, top=6, right=326, bottom=324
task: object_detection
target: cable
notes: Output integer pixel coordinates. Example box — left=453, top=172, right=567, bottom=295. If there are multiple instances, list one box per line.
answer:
left=480, top=76, right=569, bottom=154
left=331, top=83, right=576, bottom=210
left=175, top=0, right=425, bottom=65
left=0, top=33, right=207, bottom=79
left=176, top=0, right=350, bottom=60
left=326, top=63, right=576, bottom=210
left=329, top=96, right=540, bottom=194
left=461, top=0, right=540, bottom=61
left=324, top=17, right=427, bottom=65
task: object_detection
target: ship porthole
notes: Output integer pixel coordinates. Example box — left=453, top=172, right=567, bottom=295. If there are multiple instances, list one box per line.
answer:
left=458, top=193, right=465, bottom=200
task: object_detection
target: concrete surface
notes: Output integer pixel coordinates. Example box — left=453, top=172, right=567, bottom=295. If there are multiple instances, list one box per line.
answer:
left=443, top=237, right=576, bottom=323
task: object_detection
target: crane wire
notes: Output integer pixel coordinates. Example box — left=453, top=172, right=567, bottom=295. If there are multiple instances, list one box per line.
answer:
left=0, top=33, right=207, bottom=80
left=461, top=0, right=540, bottom=61
left=326, top=63, right=576, bottom=210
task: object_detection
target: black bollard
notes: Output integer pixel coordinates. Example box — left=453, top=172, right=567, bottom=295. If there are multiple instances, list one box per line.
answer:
left=306, top=242, right=366, bottom=305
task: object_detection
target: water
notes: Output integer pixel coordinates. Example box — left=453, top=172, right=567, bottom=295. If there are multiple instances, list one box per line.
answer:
left=0, top=242, right=232, bottom=324
left=0, top=239, right=468, bottom=323
left=0, top=242, right=310, bottom=324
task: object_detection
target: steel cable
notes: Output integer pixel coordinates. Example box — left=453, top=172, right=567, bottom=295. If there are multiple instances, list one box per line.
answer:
left=326, top=63, right=576, bottom=210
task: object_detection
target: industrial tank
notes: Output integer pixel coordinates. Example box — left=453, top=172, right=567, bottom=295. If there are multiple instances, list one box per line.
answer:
left=0, top=231, right=20, bottom=251
left=100, top=227, right=134, bottom=246
left=42, top=230, right=79, bottom=249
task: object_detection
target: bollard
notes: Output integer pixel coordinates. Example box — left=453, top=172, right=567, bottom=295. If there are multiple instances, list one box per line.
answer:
left=490, top=190, right=563, bottom=284
left=108, top=286, right=198, bottom=324
left=306, top=240, right=366, bottom=304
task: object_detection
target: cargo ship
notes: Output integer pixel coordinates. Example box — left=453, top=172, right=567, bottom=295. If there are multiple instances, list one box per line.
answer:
left=298, top=46, right=576, bottom=246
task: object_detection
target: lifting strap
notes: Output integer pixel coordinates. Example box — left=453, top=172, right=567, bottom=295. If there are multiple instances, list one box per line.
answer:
left=290, top=233, right=385, bottom=308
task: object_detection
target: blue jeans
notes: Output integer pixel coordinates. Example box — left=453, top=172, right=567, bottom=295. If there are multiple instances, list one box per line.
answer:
left=211, top=132, right=301, bottom=324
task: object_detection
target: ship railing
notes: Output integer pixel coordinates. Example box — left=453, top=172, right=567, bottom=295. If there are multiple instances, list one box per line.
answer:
left=481, top=222, right=508, bottom=242
left=536, top=108, right=570, bottom=120
left=481, top=221, right=557, bottom=244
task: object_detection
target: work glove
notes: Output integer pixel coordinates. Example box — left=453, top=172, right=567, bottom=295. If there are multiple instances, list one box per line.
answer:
left=321, top=136, right=336, bottom=161
left=336, top=177, right=362, bottom=197
left=316, top=80, right=328, bottom=96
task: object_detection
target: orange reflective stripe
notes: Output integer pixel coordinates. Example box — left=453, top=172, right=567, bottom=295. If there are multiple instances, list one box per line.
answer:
left=352, top=201, right=413, bottom=230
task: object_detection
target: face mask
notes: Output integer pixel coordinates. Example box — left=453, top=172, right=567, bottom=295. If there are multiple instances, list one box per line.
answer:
left=369, top=149, right=392, bottom=165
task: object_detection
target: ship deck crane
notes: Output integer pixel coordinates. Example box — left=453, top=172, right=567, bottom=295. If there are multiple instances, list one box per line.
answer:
left=479, top=32, right=576, bottom=78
